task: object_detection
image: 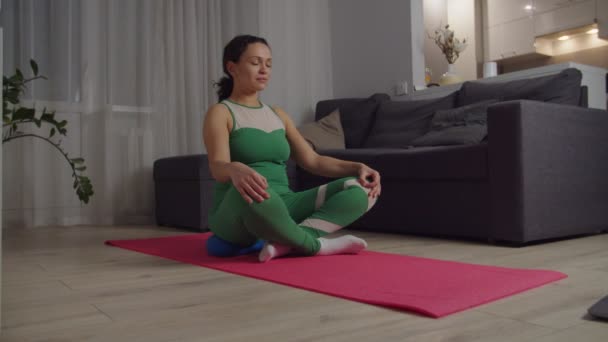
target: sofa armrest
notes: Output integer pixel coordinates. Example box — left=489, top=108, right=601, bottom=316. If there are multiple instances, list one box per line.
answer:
left=153, top=154, right=213, bottom=181
left=487, top=100, right=608, bottom=242
left=153, top=154, right=214, bottom=230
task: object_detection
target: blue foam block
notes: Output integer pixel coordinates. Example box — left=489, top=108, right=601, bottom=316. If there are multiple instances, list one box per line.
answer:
left=206, top=234, right=264, bottom=257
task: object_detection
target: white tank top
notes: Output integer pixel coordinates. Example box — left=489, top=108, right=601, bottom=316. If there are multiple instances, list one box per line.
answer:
left=220, top=99, right=285, bottom=133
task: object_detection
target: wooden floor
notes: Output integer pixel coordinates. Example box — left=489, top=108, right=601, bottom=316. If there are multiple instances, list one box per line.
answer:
left=2, top=225, right=608, bottom=341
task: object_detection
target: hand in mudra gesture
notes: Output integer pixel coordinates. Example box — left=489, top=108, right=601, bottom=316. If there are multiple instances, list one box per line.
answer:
left=357, top=163, right=381, bottom=198
left=229, top=162, right=271, bottom=204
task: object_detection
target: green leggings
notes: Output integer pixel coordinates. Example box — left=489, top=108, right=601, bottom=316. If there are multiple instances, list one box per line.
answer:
left=208, top=176, right=376, bottom=256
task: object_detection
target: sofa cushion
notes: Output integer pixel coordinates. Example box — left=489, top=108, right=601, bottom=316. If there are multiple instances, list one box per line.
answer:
left=336, top=93, right=390, bottom=148
left=373, top=145, right=488, bottom=180
left=313, top=144, right=488, bottom=180
left=410, top=125, right=487, bottom=147
left=363, top=93, right=457, bottom=148
left=297, top=109, right=345, bottom=150
left=432, top=99, right=498, bottom=128
left=314, top=93, right=390, bottom=121
left=410, top=99, right=498, bottom=146
left=457, top=68, right=582, bottom=107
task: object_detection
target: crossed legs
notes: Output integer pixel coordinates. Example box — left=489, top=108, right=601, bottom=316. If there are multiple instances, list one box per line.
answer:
left=208, top=177, right=377, bottom=262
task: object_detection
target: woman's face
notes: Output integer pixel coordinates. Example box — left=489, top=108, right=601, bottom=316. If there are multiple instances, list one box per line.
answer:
left=228, top=42, right=272, bottom=93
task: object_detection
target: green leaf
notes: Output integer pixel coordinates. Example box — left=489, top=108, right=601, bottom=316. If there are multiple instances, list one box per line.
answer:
left=75, top=166, right=87, bottom=171
left=7, top=89, right=21, bottom=104
left=8, top=74, right=20, bottom=84
left=16, top=68, right=24, bottom=81
left=14, top=107, right=36, bottom=120
left=40, top=113, right=52, bottom=121
left=30, top=59, right=39, bottom=76
left=71, top=158, right=85, bottom=164
left=50, top=128, right=56, bottom=138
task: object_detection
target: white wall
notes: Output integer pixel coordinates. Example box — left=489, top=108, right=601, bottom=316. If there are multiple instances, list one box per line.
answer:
left=329, top=0, right=418, bottom=97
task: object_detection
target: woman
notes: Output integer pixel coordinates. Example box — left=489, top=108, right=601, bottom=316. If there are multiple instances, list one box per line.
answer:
left=203, top=35, right=381, bottom=262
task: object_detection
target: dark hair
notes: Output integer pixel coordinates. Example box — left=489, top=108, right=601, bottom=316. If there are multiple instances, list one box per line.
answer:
left=215, top=35, right=270, bottom=102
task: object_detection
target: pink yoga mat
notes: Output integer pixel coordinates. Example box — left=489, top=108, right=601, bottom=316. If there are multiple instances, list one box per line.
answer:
left=106, top=232, right=567, bottom=318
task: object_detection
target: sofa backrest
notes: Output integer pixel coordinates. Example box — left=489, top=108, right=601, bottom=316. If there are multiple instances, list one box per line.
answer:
left=313, top=69, right=587, bottom=149
left=363, top=92, right=458, bottom=148
left=315, top=98, right=364, bottom=121
left=457, top=68, right=584, bottom=107
left=314, top=93, right=389, bottom=121
left=314, top=93, right=390, bottom=148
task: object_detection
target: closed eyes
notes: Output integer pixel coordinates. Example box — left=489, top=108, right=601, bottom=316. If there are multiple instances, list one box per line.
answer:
left=249, top=57, right=272, bottom=68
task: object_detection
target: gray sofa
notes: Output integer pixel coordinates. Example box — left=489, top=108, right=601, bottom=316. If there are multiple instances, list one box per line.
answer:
left=154, top=68, right=608, bottom=244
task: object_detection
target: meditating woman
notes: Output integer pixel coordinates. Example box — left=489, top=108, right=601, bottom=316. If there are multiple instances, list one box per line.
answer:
left=203, top=35, right=381, bottom=262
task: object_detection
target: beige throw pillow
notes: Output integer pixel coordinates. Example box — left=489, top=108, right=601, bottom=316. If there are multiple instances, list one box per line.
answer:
left=297, top=109, right=345, bottom=150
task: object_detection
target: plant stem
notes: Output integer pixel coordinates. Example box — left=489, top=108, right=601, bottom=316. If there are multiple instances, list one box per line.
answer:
left=23, top=75, right=46, bottom=83
left=2, top=133, right=78, bottom=177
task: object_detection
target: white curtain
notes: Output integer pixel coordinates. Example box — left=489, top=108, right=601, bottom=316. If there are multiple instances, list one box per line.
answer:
left=77, top=0, right=230, bottom=225
left=258, top=0, right=334, bottom=126
left=1, top=0, right=333, bottom=228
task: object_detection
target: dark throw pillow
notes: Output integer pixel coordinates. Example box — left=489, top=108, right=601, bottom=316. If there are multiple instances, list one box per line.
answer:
left=363, top=92, right=457, bottom=148
left=338, top=93, right=390, bottom=148
left=410, top=99, right=498, bottom=147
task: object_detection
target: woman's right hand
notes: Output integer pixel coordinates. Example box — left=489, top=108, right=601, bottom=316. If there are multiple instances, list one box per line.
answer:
left=228, top=162, right=270, bottom=204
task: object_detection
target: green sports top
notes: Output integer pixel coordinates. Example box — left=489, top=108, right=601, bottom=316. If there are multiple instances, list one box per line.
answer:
left=209, top=99, right=292, bottom=216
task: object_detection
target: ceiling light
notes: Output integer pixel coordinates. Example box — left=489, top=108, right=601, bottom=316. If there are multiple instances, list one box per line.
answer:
left=557, top=35, right=570, bottom=41
left=524, top=4, right=533, bottom=10
left=586, top=28, right=599, bottom=34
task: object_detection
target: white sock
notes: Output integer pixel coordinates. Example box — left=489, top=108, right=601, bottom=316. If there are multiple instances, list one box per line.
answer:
left=316, top=235, right=368, bottom=256
left=258, top=243, right=292, bottom=263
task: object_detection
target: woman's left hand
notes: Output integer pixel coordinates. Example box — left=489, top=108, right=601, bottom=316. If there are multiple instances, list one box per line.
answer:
left=357, top=163, right=381, bottom=198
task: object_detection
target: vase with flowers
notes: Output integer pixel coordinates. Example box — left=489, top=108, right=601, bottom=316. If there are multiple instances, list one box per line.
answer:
left=428, top=24, right=467, bottom=85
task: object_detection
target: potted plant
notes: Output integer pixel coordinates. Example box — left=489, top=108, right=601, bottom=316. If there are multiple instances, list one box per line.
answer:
left=3, top=60, right=94, bottom=204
